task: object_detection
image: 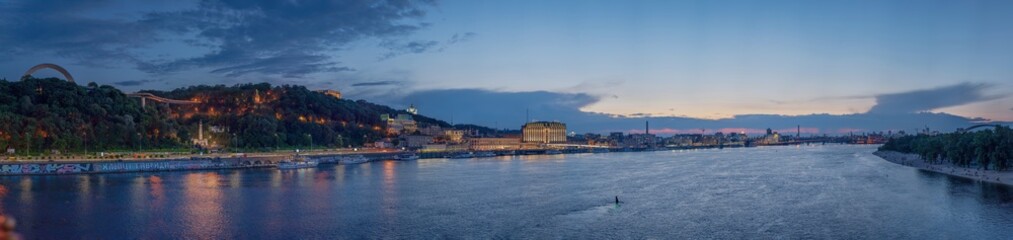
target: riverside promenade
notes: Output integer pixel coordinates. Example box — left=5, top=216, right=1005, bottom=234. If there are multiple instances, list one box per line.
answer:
left=874, top=150, right=1013, bottom=187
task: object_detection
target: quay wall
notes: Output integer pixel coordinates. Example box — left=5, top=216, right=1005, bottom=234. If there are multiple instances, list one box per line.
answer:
left=0, top=156, right=279, bottom=176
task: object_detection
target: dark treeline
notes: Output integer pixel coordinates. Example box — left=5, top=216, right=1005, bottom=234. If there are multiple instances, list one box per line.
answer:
left=0, top=78, right=452, bottom=154
left=0, top=78, right=181, bottom=154
left=879, top=126, right=1013, bottom=170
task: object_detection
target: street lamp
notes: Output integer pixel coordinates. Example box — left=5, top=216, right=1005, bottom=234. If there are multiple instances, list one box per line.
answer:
left=137, top=132, right=143, bottom=153
left=306, top=133, right=313, bottom=152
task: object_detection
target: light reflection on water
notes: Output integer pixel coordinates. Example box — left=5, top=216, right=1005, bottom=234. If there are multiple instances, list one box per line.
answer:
left=182, top=173, right=225, bottom=238
left=0, top=145, right=1012, bottom=239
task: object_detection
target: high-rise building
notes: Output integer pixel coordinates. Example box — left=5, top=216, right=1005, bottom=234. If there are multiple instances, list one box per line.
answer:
left=522, top=121, right=567, bottom=143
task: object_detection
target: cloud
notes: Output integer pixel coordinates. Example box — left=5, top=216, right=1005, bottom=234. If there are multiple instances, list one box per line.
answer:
left=377, top=88, right=1006, bottom=134
left=445, top=32, right=477, bottom=45
left=112, top=79, right=157, bottom=87
left=386, top=89, right=599, bottom=126
left=377, top=32, right=477, bottom=60
left=0, top=0, right=438, bottom=77
left=378, top=40, right=440, bottom=60
left=866, top=82, right=1001, bottom=114
left=352, top=81, right=402, bottom=87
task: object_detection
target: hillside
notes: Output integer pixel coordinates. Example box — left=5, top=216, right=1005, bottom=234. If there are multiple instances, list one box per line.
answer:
left=0, top=78, right=455, bottom=154
left=879, top=126, right=1013, bottom=170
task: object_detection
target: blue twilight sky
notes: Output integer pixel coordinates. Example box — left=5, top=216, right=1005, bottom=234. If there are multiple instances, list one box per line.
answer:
left=0, top=0, right=1011, bottom=133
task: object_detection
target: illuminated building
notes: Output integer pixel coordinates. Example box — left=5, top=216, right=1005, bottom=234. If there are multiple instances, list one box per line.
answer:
left=317, top=89, right=342, bottom=99
left=407, top=104, right=418, bottom=115
left=444, top=130, right=465, bottom=143
left=381, top=113, right=418, bottom=134
left=191, top=120, right=210, bottom=148
left=470, top=137, right=521, bottom=151
left=522, top=121, right=566, bottom=143
left=760, top=131, right=780, bottom=145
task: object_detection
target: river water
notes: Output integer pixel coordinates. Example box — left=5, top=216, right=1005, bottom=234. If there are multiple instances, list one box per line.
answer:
left=2, top=145, right=1012, bottom=239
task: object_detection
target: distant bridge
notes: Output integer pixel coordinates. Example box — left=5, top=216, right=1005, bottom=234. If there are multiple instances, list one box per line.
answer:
left=127, top=93, right=200, bottom=106
left=21, top=63, right=198, bottom=107
left=959, top=124, right=1007, bottom=133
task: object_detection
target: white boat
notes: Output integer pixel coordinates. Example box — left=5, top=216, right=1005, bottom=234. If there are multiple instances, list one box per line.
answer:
left=394, top=153, right=420, bottom=161
left=340, top=155, right=369, bottom=164
left=449, top=152, right=474, bottom=159
left=277, top=156, right=319, bottom=169
left=474, top=152, right=497, bottom=158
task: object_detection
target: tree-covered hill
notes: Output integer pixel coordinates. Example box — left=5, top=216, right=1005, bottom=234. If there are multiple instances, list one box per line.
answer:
left=0, top=78, right=455, bottom=154
left=879, top=126, right=1013, bottom=170
left=0, top=78, right=180, bottom=153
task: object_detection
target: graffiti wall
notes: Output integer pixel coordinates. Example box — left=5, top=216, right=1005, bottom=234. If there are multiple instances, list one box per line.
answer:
left=97, top=160, right=225, bottom=172
left=0, top=157, right=250, bottom=175
left=0, top=163, right=93, bottom=175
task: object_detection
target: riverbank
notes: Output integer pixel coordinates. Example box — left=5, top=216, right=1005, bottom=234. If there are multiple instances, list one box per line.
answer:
left=874, top=150, right=1013, bottom=187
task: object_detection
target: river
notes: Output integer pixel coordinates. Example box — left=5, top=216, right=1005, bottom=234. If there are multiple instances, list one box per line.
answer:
left=2, top=145, right=1011, bottom=239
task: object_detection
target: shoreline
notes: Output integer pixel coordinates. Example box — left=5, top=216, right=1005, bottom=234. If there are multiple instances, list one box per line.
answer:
left=0, top=144, right=865, bottom=176
left=873, top=150, right=1013, bottom=187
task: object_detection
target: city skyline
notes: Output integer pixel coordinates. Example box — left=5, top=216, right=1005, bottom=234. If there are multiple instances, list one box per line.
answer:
left=1, top=0, right=1011, bottom=133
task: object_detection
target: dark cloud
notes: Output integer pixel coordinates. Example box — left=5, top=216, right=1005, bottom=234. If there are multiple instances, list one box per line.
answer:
left=112, top=79, right=157, bottom=87
left=391, top=89, right=599, bottom=126
left=378, top=32, right=476, bottom=59
left=0, top=0, right=438, bottom=77
left=0, top=1, right=158, bottom=68
left=352, top=81, right=402, bottom=87
left=866, top=82, right=1000, bottom=114
left=378, top=40, right=440, bottom=60
left=379, top=88, right=1004, bottom=134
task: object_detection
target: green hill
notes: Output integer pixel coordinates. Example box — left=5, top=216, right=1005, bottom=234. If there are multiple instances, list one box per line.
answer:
left=0, top=78, right=454, bottom=154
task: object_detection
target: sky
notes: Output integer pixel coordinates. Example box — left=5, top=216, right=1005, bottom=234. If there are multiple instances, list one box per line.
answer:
left=1, top=0, right=1011, bottom=134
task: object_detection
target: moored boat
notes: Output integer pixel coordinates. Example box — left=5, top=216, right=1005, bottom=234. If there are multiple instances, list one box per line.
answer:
left=395, top=153, right=420, bottom=161
left=277, top=155, right=319, bottom=169
left=474, top=152, right=497, bottom=158
left=340, top=155, right=370, bottom=164
left=449, top=152, right=474, bottom=159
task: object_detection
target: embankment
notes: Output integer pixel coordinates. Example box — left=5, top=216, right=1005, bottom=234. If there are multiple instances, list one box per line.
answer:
left=874, top=150, right=1013, bottom=187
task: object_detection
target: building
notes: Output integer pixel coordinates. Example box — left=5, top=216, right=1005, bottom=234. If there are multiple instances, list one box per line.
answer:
left=407, top=104, right=418, bottom=115
left=444, top=130, right=465, bottom=143
left=760, top=131, right=780, bottom=145
left=470, top=137, right=522, bottom=151
left=625, top=133, right=657, bottom=148
left=522, top=121, right=567, bottom=143
left=191, top=120, right=212, bottom=148
left=401, top=135, right=433, bottom=149
left=418, top=125, right=444, bottom=136
left=374, top=140, right=395, bottom=149
left=381, top=113, right=418, bottom=135
left=317, top=89, right=342, bottom=99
